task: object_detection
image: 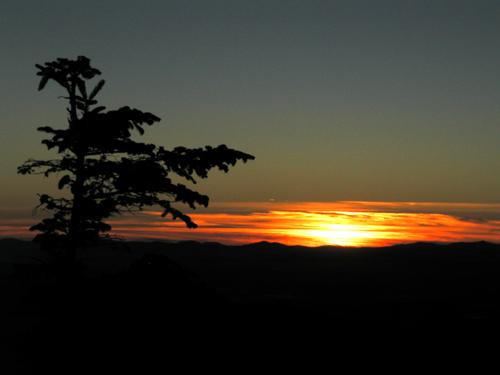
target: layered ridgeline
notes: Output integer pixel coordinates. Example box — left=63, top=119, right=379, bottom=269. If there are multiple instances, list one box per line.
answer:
left=2, top=238, right=500, bottom=319
left=2, top=238, right=499, bottom=371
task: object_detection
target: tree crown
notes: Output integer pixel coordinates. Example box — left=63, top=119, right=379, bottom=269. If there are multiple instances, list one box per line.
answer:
left=19, top=56, right=254, bottom=250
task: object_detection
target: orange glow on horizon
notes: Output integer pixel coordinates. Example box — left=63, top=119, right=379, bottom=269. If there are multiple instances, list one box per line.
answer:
left=2, top=201, right=500, bottom=247
left=107, top=202, right=500, bottom=247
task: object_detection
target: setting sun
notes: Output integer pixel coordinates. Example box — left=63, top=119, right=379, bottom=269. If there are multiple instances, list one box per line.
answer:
left=3, top=201, right=499, bottom=247
left=298, top=223, right=381, bottom=246
left=93, top=202, right=500, bottom=247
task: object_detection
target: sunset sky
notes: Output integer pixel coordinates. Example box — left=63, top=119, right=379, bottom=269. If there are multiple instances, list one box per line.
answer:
left=1, top=1, right=499, bottom=246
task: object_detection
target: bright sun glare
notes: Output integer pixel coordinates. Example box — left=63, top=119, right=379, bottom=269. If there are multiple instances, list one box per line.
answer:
left=42, top=202, right=500, bottom=246
left=301, top=224, right=378, bottom=247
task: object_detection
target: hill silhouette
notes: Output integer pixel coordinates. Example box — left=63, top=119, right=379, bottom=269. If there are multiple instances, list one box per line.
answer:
left=2, top=238, right=500, bottom=372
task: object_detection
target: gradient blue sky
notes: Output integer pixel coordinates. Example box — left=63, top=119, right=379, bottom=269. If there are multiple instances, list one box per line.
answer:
left=1, top=0, right=500, bottom=209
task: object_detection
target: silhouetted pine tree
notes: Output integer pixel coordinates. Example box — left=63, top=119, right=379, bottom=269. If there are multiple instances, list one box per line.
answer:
left=18, top=56, right=254, bottom=260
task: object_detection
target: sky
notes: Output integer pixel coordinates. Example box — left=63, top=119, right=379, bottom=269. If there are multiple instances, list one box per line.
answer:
left=0, top=1, right=499, bottom=245
left=3, top=202, right=500, bottom=246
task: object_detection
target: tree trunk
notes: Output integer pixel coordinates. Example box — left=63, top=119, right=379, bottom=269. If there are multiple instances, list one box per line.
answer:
left=67, top=82, right=83, bottom=262
left=67, top=152, right=85, bottom=261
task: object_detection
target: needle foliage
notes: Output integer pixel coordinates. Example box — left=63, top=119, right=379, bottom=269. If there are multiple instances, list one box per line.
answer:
left=18, top=56, right=254, bottom=258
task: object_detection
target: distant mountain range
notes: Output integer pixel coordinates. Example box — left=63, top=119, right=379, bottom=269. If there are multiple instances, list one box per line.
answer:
left=2, top=237, right=500, bottom=372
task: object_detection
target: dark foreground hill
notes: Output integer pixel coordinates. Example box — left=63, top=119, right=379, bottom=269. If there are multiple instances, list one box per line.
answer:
left=2, top=238, right=500, bottom=372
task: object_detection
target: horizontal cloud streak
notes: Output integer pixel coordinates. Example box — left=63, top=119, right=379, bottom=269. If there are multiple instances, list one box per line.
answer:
left=111, top=202, right=500, bottom=246
left=2, top=202, right=500, bottom=247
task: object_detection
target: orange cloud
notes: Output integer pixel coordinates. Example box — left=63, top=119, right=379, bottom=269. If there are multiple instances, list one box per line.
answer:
left=108, top=202, right=500, bottom=246
left=2, top=202, right=500, bottom=247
